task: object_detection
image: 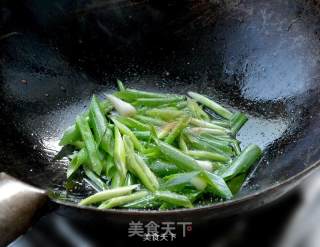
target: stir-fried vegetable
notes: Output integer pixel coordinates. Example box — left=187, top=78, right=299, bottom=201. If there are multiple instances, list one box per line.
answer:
left=58, top=81, right=263, bottom=210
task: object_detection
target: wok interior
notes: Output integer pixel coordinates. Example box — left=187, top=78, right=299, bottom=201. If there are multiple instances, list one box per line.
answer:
left=0, top=0, right=320, bottom=205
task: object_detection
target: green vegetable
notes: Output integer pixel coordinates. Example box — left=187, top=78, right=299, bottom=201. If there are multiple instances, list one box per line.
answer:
left=83, top=166, right=108, bottom=191
left=155, top=191, right=193, bottom=208
left=112, top=118, right=144, bottom=152
left=113, top=127, right=127, bottom=180
left=157, top=140, right=202, bottom=171
left=148, top=160, right=182, bottom=177
left=188, top=92, right=233, bottom=120
left=231, top=112, right=248, bottom=134
left=117, top=79, right=125, bottom=91
left=89, top=96, right=113, bottom=155
left=133, top=96, right=184, bottom=107
left=114, top=116, right=150, bottom=131
left=99, top=191, right=149, bottom=209
left=76, top=116, right=103, bottom=175
left=79, top=185, right=138, bottom=205
left=220, top=144, right=262, bottom=180
left=145, top=108, right=186, bottom=121
left=124, top=136, right=159, bottom=192
left=165, top=117, right=190, bottom=144
left=67, top=148, right=87, bottom=178
left=185, top=150, right=230, bottom=163
left=59, top=82, right=263, bottom=210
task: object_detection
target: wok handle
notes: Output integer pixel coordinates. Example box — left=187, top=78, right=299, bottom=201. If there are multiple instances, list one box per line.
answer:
left=0, top=172, right=48, bottom=246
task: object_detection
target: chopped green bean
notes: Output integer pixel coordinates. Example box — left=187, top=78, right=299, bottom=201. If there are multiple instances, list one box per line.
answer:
left=112, top=118, right=144, bottom=152
left=157, top=140, right=202, bottom=171
left=117, top=79, right=126, bottom=91
left=185, top=150, right=230, bottom=163
left=165, top=117, right=190, bottom=144
left=133, top=96, right=184, bottom=107
left=89, top=96, right=113, bottom=155
left=155, top=191, right=193, bottom=208
left=114, top=116, right=150, bottom=131
left=67, top=148, right=87, bottom=178
left=134, top=115, right=166, bottom=126
left=148, top=160, right=182, bottom=177
left=124, top=136, right=159, bottom=192
left=83, top=166, right=108, bottom=191
left=79, top=185, right=138, bottom=205
left=220, top=144, right=262, bottom=180
left=113, top=127, right=127, bottom=180
left=145, top=108, right=186, bottom=121
left=188, top=92, right=233, bottom=120
left=76, top=116, right=103, bottom=175
left=231, top=112, right=248, bottom=134
left=99, top=191, right=148, bottom=209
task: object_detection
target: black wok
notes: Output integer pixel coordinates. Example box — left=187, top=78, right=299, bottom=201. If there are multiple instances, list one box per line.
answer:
left=1, top=0, right=320, bottom=245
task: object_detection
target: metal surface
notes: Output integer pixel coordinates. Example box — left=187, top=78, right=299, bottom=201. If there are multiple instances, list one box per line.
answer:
left=0, top=173, right=47, bottom=246
left=0, top=0, right=320, bottom=226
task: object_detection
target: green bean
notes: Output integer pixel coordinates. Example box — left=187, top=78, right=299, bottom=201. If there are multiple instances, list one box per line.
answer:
left=190, top=118, right=230, bottom=131
left=79, top=185, right=138, bottom=205
left=111, top=172, right=124, bottom=188
left=185, top=150, right=231, bottom=163
left=105, top=155, right=116, bottom=178
left=114, top=116, right=150, bottom=131
left=113, top=126, right=127, bottom=180
left=122, top=194, right=161, bottom=209
left=187, top=98, right=210, bottom=120
left=89, top=96, right=113, bottom=155
left=132, top=131, right=151, bottom=141
left=148, top=160, right=182, bottom=177
left=155, top=191, right=193, bottom=208
left=134, top=154, right=159, bottom=190
left=158, top=122, right=176, bottom=139
left=83, top=166, right=108, bottom=191
left=134, top=115, right=166, bottom=126
left=133, top=97, right=184, bottom=107
left=220, top=144, right=262, bottom=180
left=67, top=148, right=87, bottom=178
left=186, top=127, right=231, bottom=136
left=210, top=120, right=231, bottom=128
left=124, top=136, right=159, bottom=192
left=176, top=101, right=188, bottom=109
left=179, top=134, right=188, bottom=152
left=117, top=79, right=125, bottom=91
left=142, top=147, right=161, bottom=159
left=227, top=173, right=246, bottom=194
left=60, top=101, right=112, bottom=146
left=165, top=117, right=190, bottom=144
left=186, top=134, right=233, bottom=156
left=188, top=92, right=233, bottom=120
left=76, top=116, right=103, bottom=175
left=114, top=89, right=180, bottom=101
left=125, top=173, right=135, bottom=186
left=70, top=141, right=85, bottom=149
left=199, top=170, right=233, bottom=199
left=232, top=142, right=241, bottom=156
left=99, top=191, right=148, bottom=209
left=59, top=125, right=81, bottom=146
left=162, top=171, right=200, bottom=192
left=111, top=118, right=144, bottom=152
left=145, top=108, right=186, bottom=121
left=231, top=112, right=248, bottom=134
left=157, top=140, right=202, bottom=171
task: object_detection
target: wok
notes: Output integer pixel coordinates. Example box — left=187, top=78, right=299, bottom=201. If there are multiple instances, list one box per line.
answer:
left=1, top=0, right=320, bottom=245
